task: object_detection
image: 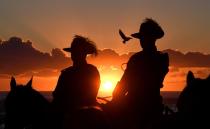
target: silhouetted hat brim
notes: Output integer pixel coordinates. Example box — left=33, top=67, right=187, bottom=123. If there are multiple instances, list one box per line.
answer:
left=63, top=48, right=71, bottom=52
left=131, top=33, right=141, bottom=39
left=131, top=31, right=164, bottom=39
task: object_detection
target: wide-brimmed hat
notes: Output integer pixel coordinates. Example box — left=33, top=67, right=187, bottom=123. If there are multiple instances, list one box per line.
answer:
left=131, top=18, right=164, bottom=39
left=63, top=35, right=98, bottom=55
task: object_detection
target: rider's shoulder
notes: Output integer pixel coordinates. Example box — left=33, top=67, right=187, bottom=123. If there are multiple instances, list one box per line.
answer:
left=61, top=66, right=74, bottom=73
left=130, top=52, right=143, bottom=59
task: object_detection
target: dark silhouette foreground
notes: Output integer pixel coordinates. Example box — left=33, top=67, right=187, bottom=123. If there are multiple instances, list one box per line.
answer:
left=107, top=18, right=169, bottom=129
left=158, top=71, right=210, bottom=129
left=176, top=71, right=210, bottom=128
left=52, top=35, right=109, bottom=129
left=101, top=71, right=210, bottom=129
left=4, top=76, right=109, bottom=129
left=5, top=71, right=210, bottom=129
left=5, top=77, right=50, bottom=129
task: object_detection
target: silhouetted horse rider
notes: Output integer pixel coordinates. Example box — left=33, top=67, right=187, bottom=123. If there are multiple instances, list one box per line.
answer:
left=113, top=18, right=169, bottom=129
left=52, top=35, right=102, bottom=129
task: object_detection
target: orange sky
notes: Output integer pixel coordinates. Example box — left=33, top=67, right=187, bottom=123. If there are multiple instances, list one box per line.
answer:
left=0, top=0, right=210, bottom=97
left=1, top=66, right=210, bottom=97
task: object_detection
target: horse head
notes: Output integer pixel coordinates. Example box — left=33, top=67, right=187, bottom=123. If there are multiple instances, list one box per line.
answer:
left=5, top=77, right=49, bottom=129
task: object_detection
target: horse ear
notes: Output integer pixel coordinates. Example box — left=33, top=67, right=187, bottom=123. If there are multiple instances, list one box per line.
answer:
left=26, top=76, right=33, bottom=88
left=10, top=76, right=16, bottom=90
left=187, top=71, right=194, bottom=85
left=207, top=75, right=210, bottom=80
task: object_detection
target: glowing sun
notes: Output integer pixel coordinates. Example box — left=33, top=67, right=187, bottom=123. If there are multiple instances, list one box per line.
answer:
left=99, top=80, right=116, bottom=94
left=97, top=74, right=119, bottom=97
left=103, top=81, right=113, bottom=90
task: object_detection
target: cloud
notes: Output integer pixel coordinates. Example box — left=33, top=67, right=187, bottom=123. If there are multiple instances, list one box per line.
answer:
left=0, top=37, right=210, bottom=77
left=169, top=67, right=180, bottom=72
left=163, top=49, right=210, bottom=67
left=1, top=37, right=210, bottom=91
left=19, top=69, right=60, bottom=77
left=0, top=37, right=71, bottom=75
left=87, top=49, right=133, bottom=69
left=0, top=74, right=10, bottom=79
left=89, top=48, right=210, bottom=69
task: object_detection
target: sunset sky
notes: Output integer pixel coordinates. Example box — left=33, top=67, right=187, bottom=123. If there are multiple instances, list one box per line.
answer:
left=0, top=0, right=210, bottom=96
left=0, top=0, right=210, bottom=54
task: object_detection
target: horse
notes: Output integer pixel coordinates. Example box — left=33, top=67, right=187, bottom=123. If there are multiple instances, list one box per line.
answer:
left=5, top=77, right=50, bottom=129
left=101, top=71, right=210, bottom=129
left=51, top=96, right=111, bottom=129
left=176, top=71, right=210, bottom=128
left=160, top=71, right=210, bottom=129
left=61, top=105, right=110, bottom=129
left=5, top=77, right=110, bottom=129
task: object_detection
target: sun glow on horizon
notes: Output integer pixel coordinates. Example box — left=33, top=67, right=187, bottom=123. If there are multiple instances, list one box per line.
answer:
left=98, top=74, right=119, bottom=97
left=102, top=81, right=113, bottom=91
left=1, top=67, right=204, bottom=93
